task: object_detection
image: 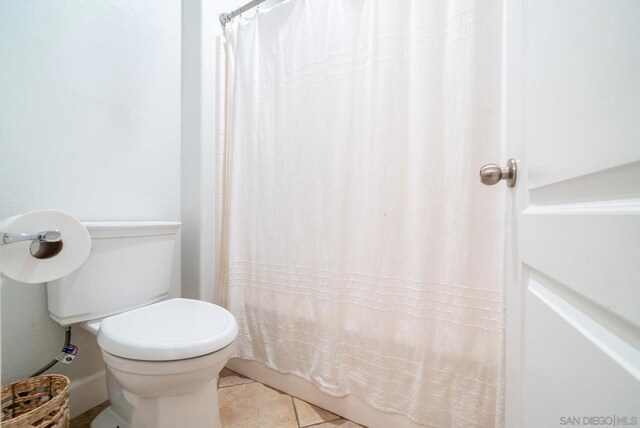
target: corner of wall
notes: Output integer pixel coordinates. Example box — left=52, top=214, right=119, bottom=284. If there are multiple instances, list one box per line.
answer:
left=181, top=0, right=225, bottom=302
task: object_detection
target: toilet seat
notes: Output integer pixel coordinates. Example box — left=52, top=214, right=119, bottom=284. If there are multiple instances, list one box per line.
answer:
left=97, top=298, right=238, bottom=361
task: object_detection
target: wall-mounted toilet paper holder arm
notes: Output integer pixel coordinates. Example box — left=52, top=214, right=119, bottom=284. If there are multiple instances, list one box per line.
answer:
left=1, top=230, right=62, bottom=245
left=1, top=230, right=63, bottom=259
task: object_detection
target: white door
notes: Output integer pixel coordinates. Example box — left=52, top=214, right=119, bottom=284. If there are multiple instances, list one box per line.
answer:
left=504, top=1, right=640, bottom=427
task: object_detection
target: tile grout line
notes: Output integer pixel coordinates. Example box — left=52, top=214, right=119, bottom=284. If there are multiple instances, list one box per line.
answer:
left=217, top=379, right=255, bottom=389
left=291, top=395, right=302, bottom=427
left=302, top=419, right=347, bottom=428
left=220, top=375, right=351, bottom=428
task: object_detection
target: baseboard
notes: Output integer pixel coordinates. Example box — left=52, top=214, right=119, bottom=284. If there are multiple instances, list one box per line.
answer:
left=226, top=358, right=425, bottom=428
left=68, top=370, right=108, bottom=418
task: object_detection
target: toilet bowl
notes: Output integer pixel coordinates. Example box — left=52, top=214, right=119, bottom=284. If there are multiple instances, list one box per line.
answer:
left=89, top=298, right=238, bottom=428
left=45, top=222, right=238, bottom=428
left=98, top=344, right=234, bottom=428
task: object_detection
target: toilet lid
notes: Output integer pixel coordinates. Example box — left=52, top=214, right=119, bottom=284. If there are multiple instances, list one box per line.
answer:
left=97, top=298, right=238, bottom=361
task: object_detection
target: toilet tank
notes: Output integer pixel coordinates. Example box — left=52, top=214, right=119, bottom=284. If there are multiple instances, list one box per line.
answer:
left=47, top=221, right=181, bottom=325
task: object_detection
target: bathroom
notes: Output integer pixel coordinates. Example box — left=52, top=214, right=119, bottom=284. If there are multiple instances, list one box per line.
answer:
left=0, top=0, right=638, bottom=427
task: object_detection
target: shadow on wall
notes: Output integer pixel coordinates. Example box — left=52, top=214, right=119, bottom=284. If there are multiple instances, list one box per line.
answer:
left=0, top=278, right=104, bottom=384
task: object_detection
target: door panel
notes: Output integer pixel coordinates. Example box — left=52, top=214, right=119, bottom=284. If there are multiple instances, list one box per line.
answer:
left=506, top=0, right=640, bottom=426
left=520, top=207, right=640, bottom=327
left=528, top=161, right=640, bottom=205
left=525, top=273, right=640, bottom=427
left=524, top=0, right=640, bottom=188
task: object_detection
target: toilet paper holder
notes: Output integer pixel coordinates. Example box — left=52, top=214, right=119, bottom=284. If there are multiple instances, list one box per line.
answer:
left=1, top=230, right=64, bottom=259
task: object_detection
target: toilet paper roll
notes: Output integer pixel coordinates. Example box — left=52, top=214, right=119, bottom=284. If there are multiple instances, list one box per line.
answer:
left=0, top=209, right=91, bottom=284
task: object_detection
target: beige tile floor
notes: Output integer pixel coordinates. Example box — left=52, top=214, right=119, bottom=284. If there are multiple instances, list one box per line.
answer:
left=70, top=368, right=365, bottom=428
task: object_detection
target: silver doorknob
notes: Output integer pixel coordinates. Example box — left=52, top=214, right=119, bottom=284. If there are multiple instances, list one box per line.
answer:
left=479, top=159, right=517, bottom=187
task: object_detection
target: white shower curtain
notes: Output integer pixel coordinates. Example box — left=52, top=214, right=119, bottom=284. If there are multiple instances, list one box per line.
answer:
left=221, top=1, right=505, bottom=426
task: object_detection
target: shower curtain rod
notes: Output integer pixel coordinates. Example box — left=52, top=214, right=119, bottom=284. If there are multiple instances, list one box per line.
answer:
left=219, top=0, right=269, bottom=25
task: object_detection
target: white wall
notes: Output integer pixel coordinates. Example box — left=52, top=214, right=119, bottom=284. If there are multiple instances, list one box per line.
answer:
left=181, top=0, right=240, bottom=303
left=0, top=0, right=181, bottom=408
left=0, top=0, right=280, bottom=413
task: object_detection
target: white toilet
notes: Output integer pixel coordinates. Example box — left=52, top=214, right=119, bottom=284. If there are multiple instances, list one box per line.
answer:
left=46, top=222, right=238, bottom=428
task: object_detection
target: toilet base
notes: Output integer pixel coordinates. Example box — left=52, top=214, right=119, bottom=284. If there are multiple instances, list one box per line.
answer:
left=98, top=344, right=233, bottom=428
left=90, top=374, right=222, bottom=428
left=91, top=406, right=130, bottom=428
left=126, top=377, right=220, bottom=428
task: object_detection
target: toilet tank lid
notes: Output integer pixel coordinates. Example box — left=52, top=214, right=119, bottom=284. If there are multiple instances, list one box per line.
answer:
left=82, top=221, right=181, bottom=239
left=97, top=298, right=238, bottom=361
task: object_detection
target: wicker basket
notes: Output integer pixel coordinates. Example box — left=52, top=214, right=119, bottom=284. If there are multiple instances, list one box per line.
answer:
left=1, top=375, right=70, bottom=428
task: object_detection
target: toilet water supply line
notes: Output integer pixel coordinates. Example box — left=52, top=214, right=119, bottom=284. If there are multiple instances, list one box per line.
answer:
left=30, top=326, right=78, bottom=377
